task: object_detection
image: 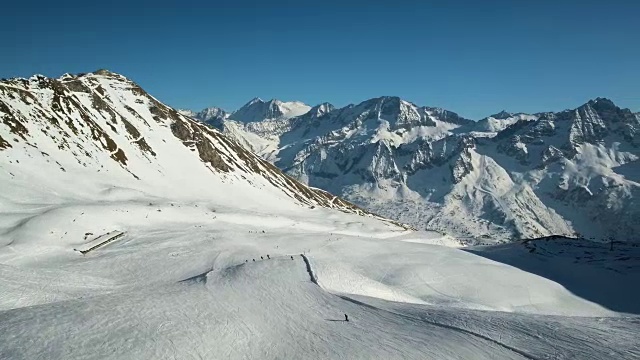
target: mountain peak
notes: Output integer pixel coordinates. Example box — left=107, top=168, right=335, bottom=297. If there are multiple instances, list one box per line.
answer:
left=357, top=96, right=404, bottom=109
left=197, top=106, right=228, bottom=121
left=177, top=109, right=197, bottom=117
left=247, top=97, right=264, bottom=105
left=91, top=69, right=127, bottom=79
left=0, top=70, right=380, bottom=222
left=230, top=98, right=311, bottom=123
left=83, top=69, right=134, bottom=84
left=573, top=98, right=618, bottom=113
left=299, top=102, right=335, bottom=120
left=312, top=102, right=335, bottom=113
left=586, top=97, right=617, bottom=110
left=591, top=97, right=615, bottom=104
left=489, top=110, right=514, bottom=119
left=380, top=95, right=402, bottom=102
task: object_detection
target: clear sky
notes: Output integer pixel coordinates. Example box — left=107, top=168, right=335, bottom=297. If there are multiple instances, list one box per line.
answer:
left=1, top=0, right=638, bottom=119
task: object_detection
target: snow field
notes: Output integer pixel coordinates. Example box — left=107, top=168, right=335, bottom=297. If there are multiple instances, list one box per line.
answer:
left=1, top=198, right=639, bottom=359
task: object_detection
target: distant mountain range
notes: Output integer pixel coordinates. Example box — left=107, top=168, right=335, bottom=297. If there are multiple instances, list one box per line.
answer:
left=183, top=96, right=640, bottom=243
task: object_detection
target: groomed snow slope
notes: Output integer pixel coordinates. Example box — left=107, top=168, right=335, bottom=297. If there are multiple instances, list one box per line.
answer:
left=1, top=196, right=639, bottom=359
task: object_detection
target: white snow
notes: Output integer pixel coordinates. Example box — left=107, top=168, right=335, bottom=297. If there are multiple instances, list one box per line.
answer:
left=230, top=98, right=311, bottom=123
left=476, top=113, right=538, bottom=133
left=1, top=73, right=639, bottom=359
left=1, top=192, right=639, bottom=359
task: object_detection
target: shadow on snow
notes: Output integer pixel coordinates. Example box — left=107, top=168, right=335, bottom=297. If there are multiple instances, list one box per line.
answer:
left=463, top=237, right=640, bottom=315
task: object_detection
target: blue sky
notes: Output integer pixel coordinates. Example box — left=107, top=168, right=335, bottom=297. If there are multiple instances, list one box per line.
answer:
left=1, top=0, right=638, bottom=119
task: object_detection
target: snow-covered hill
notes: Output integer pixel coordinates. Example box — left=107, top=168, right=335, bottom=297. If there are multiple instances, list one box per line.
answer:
left=1, top=198, right=639, bottom=359
left=0, top=70, right=401, bottom=223
left=186, top=96, right=640, bottom=242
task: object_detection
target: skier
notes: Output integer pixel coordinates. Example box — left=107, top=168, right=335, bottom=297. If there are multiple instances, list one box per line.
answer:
left=253, top=259, right=255, bottom=262
left=261, top=256, right=264, bottom=260
left=245, top=260, right=248, bottom=263
left=267, top=254, right=270, bottom=259
left=345, top=314, right=349, bottom=322
left=290, top=256, right=294, bottom=260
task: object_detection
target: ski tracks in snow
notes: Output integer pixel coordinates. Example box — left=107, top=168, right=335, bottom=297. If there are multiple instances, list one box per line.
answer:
left=300, top=254, right=539, bottom=360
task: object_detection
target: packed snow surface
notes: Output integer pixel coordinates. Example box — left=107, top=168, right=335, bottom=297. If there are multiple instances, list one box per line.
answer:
left=1, top=191, right=639, bottom=359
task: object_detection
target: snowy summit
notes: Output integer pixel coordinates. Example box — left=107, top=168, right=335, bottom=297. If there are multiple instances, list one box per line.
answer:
left=230, top=97, right=311, bottom=123
left=184, top=95, right=640, bottom=243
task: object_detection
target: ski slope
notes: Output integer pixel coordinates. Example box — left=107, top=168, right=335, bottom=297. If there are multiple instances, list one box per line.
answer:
left=1, top=198, right=639, bottom=359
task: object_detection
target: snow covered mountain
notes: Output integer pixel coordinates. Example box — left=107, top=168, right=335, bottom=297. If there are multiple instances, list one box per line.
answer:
left=0, top=70, right=402, bottom=223
left=475, top=111, right=539, bottom=133
left=194, top=106, right=228, bottom=123
left=184, top=98, right=318, bottom=162
left=187, top=96, right=640, bottom=242
left=481, top=98, right=640, bottom=241
left=2, top=72, right=639, bottom=359
left=229, top=97, right=311, bottom=123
